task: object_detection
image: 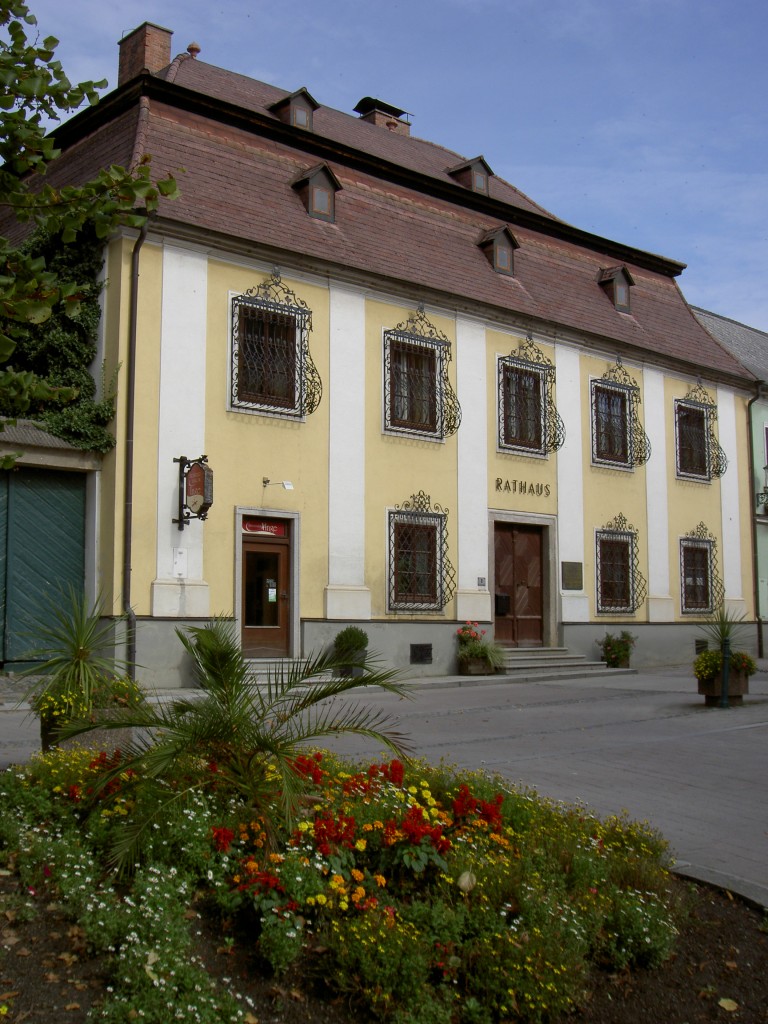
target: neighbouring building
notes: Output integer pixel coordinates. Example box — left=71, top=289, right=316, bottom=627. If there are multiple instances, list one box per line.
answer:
left=0, top=22, right=757, bottom=686
left=693, top=307, right=767, bottom=653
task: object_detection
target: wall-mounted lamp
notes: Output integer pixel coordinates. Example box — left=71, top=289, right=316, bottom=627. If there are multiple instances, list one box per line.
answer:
left=263, top=477, right=294, bottom=490
left=173, top=455, right=213, bottom=530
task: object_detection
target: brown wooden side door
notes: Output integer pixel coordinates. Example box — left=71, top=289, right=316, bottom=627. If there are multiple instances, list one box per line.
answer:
left=241, top=538, right=290, bottom=657
left=494, top=523, right=543, bottom=646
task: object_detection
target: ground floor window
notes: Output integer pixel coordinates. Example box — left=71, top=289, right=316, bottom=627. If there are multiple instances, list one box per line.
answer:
left=388, top=491, right=455, bottom=611
left=595, top=513, right=646, bottom=614
left=680, top=523, right=723, bottom=614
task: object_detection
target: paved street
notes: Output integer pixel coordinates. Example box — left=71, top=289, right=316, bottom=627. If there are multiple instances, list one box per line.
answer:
left=2, top=665, right=766, bottom=906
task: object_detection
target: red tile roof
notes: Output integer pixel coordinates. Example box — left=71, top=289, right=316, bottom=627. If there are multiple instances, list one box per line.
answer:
left=7, top=53, right=754, bottom=385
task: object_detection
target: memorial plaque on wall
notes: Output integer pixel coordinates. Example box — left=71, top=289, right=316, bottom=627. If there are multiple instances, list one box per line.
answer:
left=561, top=561, right=583, bottom=590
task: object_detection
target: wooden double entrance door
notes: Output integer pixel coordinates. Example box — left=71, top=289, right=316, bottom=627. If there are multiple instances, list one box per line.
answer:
left=241, top=517, right=291, bottom=658
left=494, top=523, right=543, bottom=647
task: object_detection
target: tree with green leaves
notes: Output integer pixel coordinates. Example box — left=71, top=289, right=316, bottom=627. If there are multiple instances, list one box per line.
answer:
left=0, top=0, right=178, bottom=431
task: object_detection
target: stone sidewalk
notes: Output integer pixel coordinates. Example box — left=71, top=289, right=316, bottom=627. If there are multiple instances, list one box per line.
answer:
left=2, top=664, right=767, bottom=907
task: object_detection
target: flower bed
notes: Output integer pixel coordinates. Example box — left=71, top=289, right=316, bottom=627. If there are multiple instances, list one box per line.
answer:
left=0, top=746, right=680, bottom=1024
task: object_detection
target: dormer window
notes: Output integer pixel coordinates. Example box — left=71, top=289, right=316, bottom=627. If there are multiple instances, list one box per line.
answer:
left=447, top=156, right=493, bottom=195
left=599, top=266, right=635, bottom=313
left=269, top=88, right=320, bottom=132
left=291, top=163, right=341, bottom=223
left=478, top=226, right=519, bottom=276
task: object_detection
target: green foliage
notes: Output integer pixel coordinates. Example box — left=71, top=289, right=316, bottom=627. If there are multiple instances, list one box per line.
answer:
left=23, top=585, right=129, bottom=722
left=697, top=607, right=750, bottom=649
left=595, top=630, right=637, bottom=667
left=0, top=0, right=178, bottom=428
left=76, top=618, right=411, bottom=872
left=1, top=225, right=120, bottom=450
left=333, top=625, right=368, bottom=655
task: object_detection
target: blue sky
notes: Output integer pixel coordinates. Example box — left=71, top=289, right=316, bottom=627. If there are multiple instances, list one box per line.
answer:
left=26, top=0, right=768, bottom=332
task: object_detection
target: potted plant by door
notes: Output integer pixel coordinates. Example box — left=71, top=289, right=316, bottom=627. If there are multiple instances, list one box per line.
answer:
left=455, top=621, right=505, bottom=675
left=595, top=630, right=637, bottom=668
left=694, top=608, right=756, bottom=706
left=333, top=626, right=368, bottom=677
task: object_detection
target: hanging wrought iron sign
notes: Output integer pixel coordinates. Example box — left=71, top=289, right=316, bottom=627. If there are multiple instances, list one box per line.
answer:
left=173, top=455, right=213, bottom=530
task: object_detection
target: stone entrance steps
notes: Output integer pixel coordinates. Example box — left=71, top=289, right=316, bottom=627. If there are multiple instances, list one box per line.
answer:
left=499, top=646, right=635, bottom=682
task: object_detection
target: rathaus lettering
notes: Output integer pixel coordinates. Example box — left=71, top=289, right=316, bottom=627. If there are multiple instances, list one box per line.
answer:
left=495, top=478, right=551, bottom=497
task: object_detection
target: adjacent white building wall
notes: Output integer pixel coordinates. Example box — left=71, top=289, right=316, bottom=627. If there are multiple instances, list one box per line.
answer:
left=325, top=283, right=371, bottom=618
left=717, top=388, right=745, bottom=608
left=455, top=315, right=491, bottom=621
left=644, top=368, right=674, bottom=620
left=555, top=345, right=589, bottom=620
left=151, top=245, right=210, bottom=617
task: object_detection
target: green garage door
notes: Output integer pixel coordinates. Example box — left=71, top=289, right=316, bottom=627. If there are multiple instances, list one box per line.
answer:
left=0, top=467, right=86, bottom=665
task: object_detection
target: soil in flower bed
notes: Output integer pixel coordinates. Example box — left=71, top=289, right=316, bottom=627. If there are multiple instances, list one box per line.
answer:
left=0, top=871, right=766, bottom=1023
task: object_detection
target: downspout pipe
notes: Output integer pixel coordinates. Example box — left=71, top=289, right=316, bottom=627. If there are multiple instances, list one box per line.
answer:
left=747, top=380, right=764, bottom=658
left=122, top=218, right=149, bottom=677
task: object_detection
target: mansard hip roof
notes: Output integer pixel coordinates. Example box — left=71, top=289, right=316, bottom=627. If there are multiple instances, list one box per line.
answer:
left=39, top=57, right=753, bottom=385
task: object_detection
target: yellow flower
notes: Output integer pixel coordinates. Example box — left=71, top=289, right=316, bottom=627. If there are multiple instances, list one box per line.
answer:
left=339, top=900, right=349, bottom=911
left=355, top=839, right=367, bottom=852
left=316, top=894, right=327, bottom=905
left=362, top=823, right=373, bottom=832
left=351, top=869, right=364, bottom=882
left=373, top=874, right=386, bottom=888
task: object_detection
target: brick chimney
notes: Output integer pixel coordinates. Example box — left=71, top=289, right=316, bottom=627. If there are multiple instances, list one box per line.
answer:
left=353, top=97, right=411, bottom=137
left=118, top=23, right=173, bottom=86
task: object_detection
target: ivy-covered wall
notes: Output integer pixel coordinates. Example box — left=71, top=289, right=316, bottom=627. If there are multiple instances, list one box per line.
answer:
left=0, top=225, right=116, bottom=453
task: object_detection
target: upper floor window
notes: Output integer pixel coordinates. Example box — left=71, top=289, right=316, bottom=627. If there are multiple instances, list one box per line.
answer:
left=592, top=382, right=630, bottom=464
left=446, top=156, right=493, bottom=195
left=268, top=88, right=320, bottom=132
left=388, top=491, right=456, bottom=611
left=674, top=383, right=727, bottom=481
left=598, top=266, right=634, bottom=313
left=680, top=523, right=724, bottom=614
left=478, top=226, right=519, bottom=277
left=231, top=270, right=322, bottom=418
left=291, top=163, right=341, bottom=223
left=383, top=307, right=461, bottom=440
left=590, top=358, right=651, bottom=469
left=595, top=513, right=647, bottom=614
left=497, top=334, right=565, bottom=456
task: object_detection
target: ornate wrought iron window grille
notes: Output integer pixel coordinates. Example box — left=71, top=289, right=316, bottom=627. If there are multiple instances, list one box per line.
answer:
left=231, top=269, right=322, bottom=418
left=590, top=358, right=651, bottom=469
left=595, top=513, right=647, bottom=614
left=674, top=383, right=727, bottom=481
left=497, top=334, right=565, bottom=455
left=383, top=307, right=461, bottom=440
left=388, top=491, right=456, bottom=612
left=680, top=522, right=724, bottom=614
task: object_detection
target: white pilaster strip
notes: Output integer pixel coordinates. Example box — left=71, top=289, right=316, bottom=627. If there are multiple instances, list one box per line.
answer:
left=151, top=245, right=209, bottom=617
left=456, top=316, right=491, bottom=621
left=325, top=284, right=370, bottom=618
left=555, top=346, right=589, bottom=620
left=643, top=368, right=674, bottom=619
left=717, top=388, right=744, bottom=603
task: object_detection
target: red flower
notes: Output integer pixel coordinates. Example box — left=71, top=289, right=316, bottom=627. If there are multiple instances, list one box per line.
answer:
left=212, top=826, right=235, bottom=852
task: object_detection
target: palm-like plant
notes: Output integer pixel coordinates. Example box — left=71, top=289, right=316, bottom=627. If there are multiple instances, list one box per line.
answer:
left=23, top=586, right=129, bottom=729
left=68, top=618, right=412, bottom=872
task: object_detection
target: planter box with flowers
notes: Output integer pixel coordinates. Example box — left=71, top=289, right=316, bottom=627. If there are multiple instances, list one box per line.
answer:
left=693, top=649, right=755, bottom=706
left=456, top=621, right=505, bottom=675
left=694, top=608, right=756, bottom=706
left=24, top=587, right=144, bottom=753
left=595, top=630, right=637, bottom=668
